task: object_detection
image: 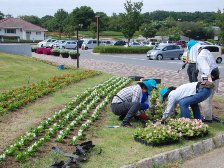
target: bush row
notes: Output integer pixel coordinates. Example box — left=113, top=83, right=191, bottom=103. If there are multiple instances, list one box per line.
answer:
left=93, top=46, right=153, bottom=54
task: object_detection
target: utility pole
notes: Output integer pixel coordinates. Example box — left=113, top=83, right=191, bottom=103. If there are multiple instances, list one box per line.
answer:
left=96, top=16, right=100, bottom=46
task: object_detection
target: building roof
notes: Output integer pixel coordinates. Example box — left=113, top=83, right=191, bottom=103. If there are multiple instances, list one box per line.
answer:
left=0, top=17, right=47, bottom=31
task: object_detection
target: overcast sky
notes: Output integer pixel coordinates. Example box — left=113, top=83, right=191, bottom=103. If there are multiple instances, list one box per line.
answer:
left=1, top=0, right=224, bottom=18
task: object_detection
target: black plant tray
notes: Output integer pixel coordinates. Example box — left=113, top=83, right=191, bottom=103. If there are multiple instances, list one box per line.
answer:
left=134, top=136, right=179, bottom=146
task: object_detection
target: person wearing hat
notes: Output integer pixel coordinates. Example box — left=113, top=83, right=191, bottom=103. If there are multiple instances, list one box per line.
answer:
left=160, top=82, right=212, bottom=122
left=186, top=40, right=200, bottom=82
left=196, top=45, right=220, bottom=122
left=110, top=79, right=157, bottom=127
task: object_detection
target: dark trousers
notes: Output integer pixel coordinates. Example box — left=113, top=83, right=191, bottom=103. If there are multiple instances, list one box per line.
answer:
left=110, top=102, right=141, bottom=123
left=187, top=63, right=198, bottom=82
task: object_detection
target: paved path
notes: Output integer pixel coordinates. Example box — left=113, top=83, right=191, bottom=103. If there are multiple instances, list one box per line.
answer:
left=32, top=53, right=224, bottom=96
left=182, top=146, right=224, bottom=168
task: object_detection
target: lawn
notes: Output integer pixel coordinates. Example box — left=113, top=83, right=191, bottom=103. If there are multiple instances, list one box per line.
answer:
left=0, top=52, right=224, bottom=168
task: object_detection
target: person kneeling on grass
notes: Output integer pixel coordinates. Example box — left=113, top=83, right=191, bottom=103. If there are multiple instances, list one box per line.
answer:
left=110, top=79, right=157, bottom=128
left=160, top=82, right=213, bottom=123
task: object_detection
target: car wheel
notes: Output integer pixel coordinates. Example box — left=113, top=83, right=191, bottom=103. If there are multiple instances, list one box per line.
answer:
left=157, top=54, right=163, bottom=60
left=85, top=47, right=88, bottom=50
left=216, top=57, right=222, bottom=64
left=41, top=44, right=43, bottom=47
left=178, top=54, right=183, bottom=60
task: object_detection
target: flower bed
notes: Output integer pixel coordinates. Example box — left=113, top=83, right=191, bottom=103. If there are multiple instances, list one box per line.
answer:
left=0, top=77, right=131, bottom=162
left=134, top=122, right=180, bottom=146
left=168, top=118, right=209, bottom=139
left=35, top=48, right=45, bottom=54
left=43, top=48, right=52, bottom=55
left=0, top=70, right=101, bottom=114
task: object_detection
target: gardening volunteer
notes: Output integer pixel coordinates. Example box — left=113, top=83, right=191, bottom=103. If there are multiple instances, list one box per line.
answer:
left=186, top=40, right=200, bottom=82
left=110, top=79, right=157, bottom=127
left=160, top=81, right=213, bottom=122
left=196, top=44, right=220, bottom=122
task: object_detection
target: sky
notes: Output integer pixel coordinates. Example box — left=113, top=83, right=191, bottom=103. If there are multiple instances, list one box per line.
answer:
left=1, top=0, right=224, bottom=18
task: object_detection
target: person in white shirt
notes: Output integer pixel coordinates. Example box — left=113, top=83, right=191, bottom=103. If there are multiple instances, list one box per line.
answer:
left=186, top=40, right=200, bottom=82
left=196, top=45, right=220, bottom=122
left=160, top=82, right=212, bottom=122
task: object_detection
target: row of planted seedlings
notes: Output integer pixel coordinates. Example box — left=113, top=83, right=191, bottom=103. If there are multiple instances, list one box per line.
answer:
left=0, top=76, right=131, bottom=162
left=134, top=85, right=209, bottom=146
left=0, top=70, right=100, bottom=114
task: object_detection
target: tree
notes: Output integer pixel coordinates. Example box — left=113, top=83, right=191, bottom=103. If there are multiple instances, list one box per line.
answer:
left=70, top=6, right=95, bottom=30
left=0, top=11, right=4, bottom=20
left=139, top=23, right=156, bottom=39
left=54, top=9, right=69, bottom=37
left=108, top=13, right=123, bottom=31
left=120, top=0, right=143, bottom=45
left=95, top=12, right=109, bottom=31
left=216, top=9, right=224, bottom=43
left=19, top=15, right=41, bottom=26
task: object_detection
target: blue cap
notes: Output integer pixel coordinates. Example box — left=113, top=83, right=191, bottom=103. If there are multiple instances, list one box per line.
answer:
left=187, top=40, right=198, bottom=52
left=142, top=79, right=157, bottom=95
left=160, top=88, right=169, bottom=102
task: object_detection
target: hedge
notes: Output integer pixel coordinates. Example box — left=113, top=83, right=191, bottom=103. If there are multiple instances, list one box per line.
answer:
left=93, top=46, right=153, bottom=54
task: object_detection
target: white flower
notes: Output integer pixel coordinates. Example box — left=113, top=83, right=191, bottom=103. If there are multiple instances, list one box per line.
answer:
left=0, top=154, right=6, bottom=159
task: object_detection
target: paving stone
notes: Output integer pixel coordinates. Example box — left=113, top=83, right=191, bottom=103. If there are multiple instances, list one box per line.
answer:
left=165, top=149, right=182, bottom=162
left=212, top=135, right=223, bottom=148
left=179, top=146, right=194, bottom=160
left=136, top=158, right=153, bottom=168
left=120, top=164, right=136, bottom=168
left=202, top=138, right=215, bottom=152
left=151, top=153, right=167, bottom=167
left=192, top=142, right=204, bottom=156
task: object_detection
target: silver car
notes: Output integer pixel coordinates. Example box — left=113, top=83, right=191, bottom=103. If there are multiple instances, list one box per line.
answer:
left=60, top=40, right=77, bottom=50
left=147, top=44, right=184, bottom=60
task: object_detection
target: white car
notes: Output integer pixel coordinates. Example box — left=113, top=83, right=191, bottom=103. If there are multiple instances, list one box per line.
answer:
left=51, top=40, right=66, bottom=48
left=182, top=45, right=223, bottom=64
left=37, top=39, right=57, bottom=48
left=81, top=39, right=102, bottom=50
left=60, top=40, right=77, bottom=50
left=124, top=42, right=143, bottom=47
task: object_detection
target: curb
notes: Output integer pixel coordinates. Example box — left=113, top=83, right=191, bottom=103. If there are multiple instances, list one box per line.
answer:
left=121, top=134, right=224, bottom=168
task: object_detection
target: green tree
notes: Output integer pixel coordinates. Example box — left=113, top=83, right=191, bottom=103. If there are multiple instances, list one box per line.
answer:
left=108, top=13, right=123, bottom=31
left=0, top=11, right=4, bottom=20
left=139, top=23, right=156, bottom=39
left=70, top=6, right=95, bottom=30
left=95, top=12, right=109, bottom=31
left=121, top=0, right=143, bottom=45
left=19, top=15, right=41, bottom=26
left=54, top=9, right=69, bottom=37
left=216, top=9, right=224, bottom=43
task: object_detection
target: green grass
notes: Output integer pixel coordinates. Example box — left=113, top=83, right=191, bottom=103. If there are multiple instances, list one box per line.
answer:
left=21, top=104, right=224, bottom=168
left=0, top=52, right=89, bottom=92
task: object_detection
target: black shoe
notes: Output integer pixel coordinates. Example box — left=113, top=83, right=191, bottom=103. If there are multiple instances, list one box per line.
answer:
left=119, top=115, right=126, bottom=121
left=121, top=122, right=132, bottom=128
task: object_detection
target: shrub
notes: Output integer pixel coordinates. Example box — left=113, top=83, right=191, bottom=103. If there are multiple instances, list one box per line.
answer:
left=31, top=46, right=38, bottom=52
left=36, top=48, right=45, bottom=54
left=221, top=47, right=224, bottom=54
left=69, top=50, right=80, bottom=59
left=51, top=48, right=60, bottom=56
left=43, top=48, right=52, bottom=55
left=60, top=49, right=69, bottom=58
left=93, top=46, right=152, bottom=54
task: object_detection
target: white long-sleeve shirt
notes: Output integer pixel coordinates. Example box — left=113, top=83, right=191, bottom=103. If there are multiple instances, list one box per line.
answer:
left=163, top=82, right=198, bottom=118
left=188, top=43, right=201, bottom=63
left=197, top=49, right=218, bottom=77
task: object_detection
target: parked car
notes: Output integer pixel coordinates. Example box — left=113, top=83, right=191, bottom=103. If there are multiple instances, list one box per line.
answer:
left=144, top=41, right=159, bottom=47
left=81, top=39, right=101, bottom=50
left=147, top=44, right=184, bottom=60
left=114, top=40, right=126, bottom=46
left=182, top=45, right=223, bottom=64
left=50, top=40, right=66, bottom=48
left=101, top=40, right=114, bottom=46
left=37, top=39, right=57, bottom=48
left=60, top=40, right=77, bottom=50
left=125, top=42, right=143, bottom=47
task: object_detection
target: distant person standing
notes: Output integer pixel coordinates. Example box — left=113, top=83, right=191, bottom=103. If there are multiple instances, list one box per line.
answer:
left=186, top=40, right=200, bottom=82
left=196, top=45, right=220, bottom=122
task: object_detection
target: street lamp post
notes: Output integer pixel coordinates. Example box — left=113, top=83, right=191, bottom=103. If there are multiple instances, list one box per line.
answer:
left=95, top=16, right=100, bottom=46
left=76, top=23, right=83, bottom=68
